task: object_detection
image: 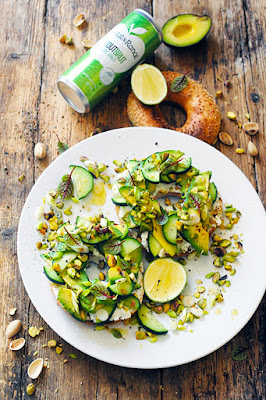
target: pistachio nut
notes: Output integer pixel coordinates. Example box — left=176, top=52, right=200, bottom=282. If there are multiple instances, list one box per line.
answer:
left=6, top=319, right=22, bottom=338
left=247, top=141, right=258, bottom=157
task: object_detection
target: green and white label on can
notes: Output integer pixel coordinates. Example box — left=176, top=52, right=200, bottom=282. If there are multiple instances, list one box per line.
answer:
left=58, top=9, right=163, bottom=113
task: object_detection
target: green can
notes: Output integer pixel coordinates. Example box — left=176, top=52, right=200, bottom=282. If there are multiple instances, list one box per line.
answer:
left=57, top=9, right=162, bottom=113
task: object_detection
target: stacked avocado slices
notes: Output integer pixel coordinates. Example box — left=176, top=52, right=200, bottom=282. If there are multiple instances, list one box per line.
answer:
left=113, top=150, right=218, bottom=257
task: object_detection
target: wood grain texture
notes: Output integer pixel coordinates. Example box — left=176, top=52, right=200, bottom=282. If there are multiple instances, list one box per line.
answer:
left=0, top=0, right=265, bottom=399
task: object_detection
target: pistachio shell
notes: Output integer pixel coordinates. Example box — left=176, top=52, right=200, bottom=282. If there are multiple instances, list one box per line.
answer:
left=28, top=358, right=44, bottom=379
left=5, top=319, right=22, bottom=338
left=82, top=39, right=94, bottom=49
left=74, top=13, right=86, bottom=27
left=9, top=337, right=25, bottom=351
left=219, top=132, right=233, bottom=145
left=248, top=141, right=258, bottom=157
left=243, top=122, right=259, bottom=136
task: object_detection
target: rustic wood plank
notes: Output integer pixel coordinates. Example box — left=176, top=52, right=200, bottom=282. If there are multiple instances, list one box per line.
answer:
left=0, top=0, right=47, bottom=398
left=153, top=1, right=265, bottom=399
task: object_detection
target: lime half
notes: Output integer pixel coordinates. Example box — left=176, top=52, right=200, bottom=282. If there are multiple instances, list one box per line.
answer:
left=144, top=258, right=187, bottom=303
left=131, top=64, right=167, bottom=105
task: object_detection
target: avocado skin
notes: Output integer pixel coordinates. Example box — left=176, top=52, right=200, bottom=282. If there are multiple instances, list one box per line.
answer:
left=162, top=14, right=212, bottom=48
left=180, top=223, right=209, bottom=255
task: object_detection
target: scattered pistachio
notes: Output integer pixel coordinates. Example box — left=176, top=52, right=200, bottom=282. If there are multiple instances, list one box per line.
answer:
left=65, top=37, right=73, bottom=45
left=163, top=303, right=170, bottom=313
left=59, top=34, right=67, bottom=43
left=82, top=39, right=94, bottom=49
left=6, top=320, right=22, bottom=338
left=18, top=174, right=25, bottom=182
left=219, top=132, right=233, bottom=146
left=26, top=383, right=35, bottom=396
left=112, top=86, right=118, bottom=94
left=212, top=272, right=220, bottom=283
left=245, top=113, right=250, bottom=120
left=63, top=207, right=72, bottom=215
left=215, top=90, right=223, bottom=98
left=217, top=76, right=223, bottom=82
left=34, top=143, right=47, bottom=160
left=99, top=173, right=110, bottom=182
left=28, top=358, right=44, bottom=379
left=99, top=271, right=105, bottom=281
left=56, top=346, right=63, bottom=354
left=69, top=353, right=77, bottom=358
left=74, top=13, right=86, bottom=27
left=9, top=337, right=25, bottom=351
left=48, top=339, right=57, bottom=348
left=205, top=272, right=215, bottom=279
left=136, top=331, right=147, bottom=340
left=243, top=122, right=259, bottom=136
left=236, top=148, right=245, bottom=154
left=33, top=351, right=38, bottom=356
left=247, top=141, right=258, bottom=157
left=9, top=307, right=17, bottom=316
left=194, top=292, right=200, bottom=298
left=227, top=111, right=237, bottom=120
left=113, top=160, right=123, bottom=166
left=197, top=286, right=205, bottom=293
left=237, top=122, right=242, bottom=129
left=216, top=294, right=224, bottom=302
left=28, top=327, right=40, bottom=338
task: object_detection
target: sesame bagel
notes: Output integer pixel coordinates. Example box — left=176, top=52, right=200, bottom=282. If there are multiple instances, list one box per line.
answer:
left=51, top=261, right=144, bottom=327
left=127, top=71, right=222, bottom=145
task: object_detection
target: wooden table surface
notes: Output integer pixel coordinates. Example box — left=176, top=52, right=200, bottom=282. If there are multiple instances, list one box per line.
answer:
left=0, top=0, right=265, bottom=399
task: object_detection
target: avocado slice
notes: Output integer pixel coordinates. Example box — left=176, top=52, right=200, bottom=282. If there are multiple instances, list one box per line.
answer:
left=162, top=14, right=211, bottom=48
left=152, top=220, right=176, bottom=257
left=57, top=287, right=86, bottom=321
left=180, top=223, right=209, bottom=255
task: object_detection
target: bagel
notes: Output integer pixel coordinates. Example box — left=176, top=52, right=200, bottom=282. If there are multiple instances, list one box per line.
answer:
left=51, top=262, right=144, bottom=327
left=127, top=71, right=222, bottom=145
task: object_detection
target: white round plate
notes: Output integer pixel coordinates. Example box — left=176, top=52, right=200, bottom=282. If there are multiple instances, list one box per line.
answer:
left=18, top=127, right=266, bottom=369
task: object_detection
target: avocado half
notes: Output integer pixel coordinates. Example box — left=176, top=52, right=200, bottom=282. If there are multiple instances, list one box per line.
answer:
left=162, top=14, right=212, bottom=48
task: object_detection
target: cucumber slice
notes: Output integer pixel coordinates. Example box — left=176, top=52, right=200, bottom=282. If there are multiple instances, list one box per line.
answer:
left=94, top=304, right=117, bottom=325
left=111, top=196, right=128, bottom=206
left=80, top=295, right=96, bottom=313
left=126, top=164, right=145, bottom=189
left=69, top=165, right=94, bottom=199
left=75, top=216, right=91, bottom=229
left=120, top=238, right=142, bottom=265
left=161, top=156, right=191, bottom=175
left=43, top=264, right=64, bottom=284
left=127, top=160, right=141, bottom=172
left=109, top=280, right=134, bottom=297
left=148, top=233, right=163, bottom=257
left=137, top=304, right=168, bottom=335
left=141, top=152, right=161, bottom=183
left=82, top=232, right=112, bottom=245
left=163, top=214, right=180, bottom=244
left=123, top=295, right=140, bottom=310
left=51, top=251, right=78, bottom=273
left=209, top=182, right=217, bottom=204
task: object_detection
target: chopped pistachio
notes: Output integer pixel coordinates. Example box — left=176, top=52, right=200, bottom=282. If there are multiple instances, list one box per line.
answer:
left=48, top=339, right=57, bottom=348
left=212, top=272, right=220, bottom=283
left=28, top=326, right=40, bottom=338
left=98, top=163, right=107, bottom=172
left=63, top=207, right=72, bottom=215
left=56, top=346, right=63, bottom=354
left=229, top=268, right=236, bottom=276
left=99, top=173, right=110, bottom=182
left=194, top=292, right=200, bottom=299
left=215, top=90, right=223, bottom=98
left=135, top=331, right=147, bottom=340
left=59, top=34, right=67, bottom=43
left=197, top=286, right=205, bottom=293
left=227, top=111, right=237, bottom=120
left=18, top=174, right=25, bottom=182
left=65, top=37, right=73, bottom=45
left=113, top=160, right=123, bottom=166
left=69, top=354, right=77, bottom=358
left=245, top=113, right=250, bottom=120
left=71, top=196, right=79, bottom=203
left=167, top=310, right=177, bottom=318
left=26, top=383, right=35, bottom=396
left=36, top=241, right=43, bottom=250
left=236, top=148, right=245, bottom=154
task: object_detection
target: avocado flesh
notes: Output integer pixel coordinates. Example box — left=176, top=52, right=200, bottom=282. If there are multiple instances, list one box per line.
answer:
left=181, top=223, right=209, bottom=255
left=162, top=14, right=211, bottom=47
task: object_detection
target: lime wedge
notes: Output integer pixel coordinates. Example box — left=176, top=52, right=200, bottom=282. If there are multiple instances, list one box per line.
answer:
left=144, top=258, right=187, bottom=303
left=131, top=64, right=167, bottom=105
